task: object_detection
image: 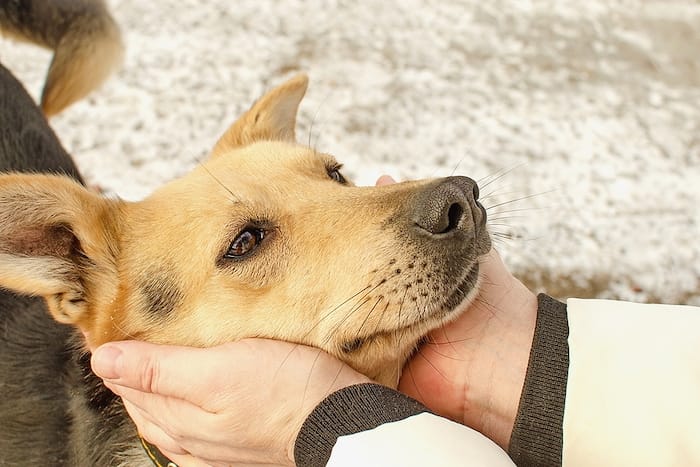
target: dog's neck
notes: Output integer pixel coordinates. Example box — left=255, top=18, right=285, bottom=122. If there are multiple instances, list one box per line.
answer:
left=71, top=333, right=154, bottom=466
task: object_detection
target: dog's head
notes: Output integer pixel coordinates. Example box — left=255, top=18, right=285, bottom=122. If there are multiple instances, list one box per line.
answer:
left=0, top=75, right=490, bottom=386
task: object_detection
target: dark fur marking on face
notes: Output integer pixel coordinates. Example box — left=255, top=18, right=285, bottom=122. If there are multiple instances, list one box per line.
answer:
left=341, top=337, right=364, bottom=353
left=139, top=272, right=183, bottom=319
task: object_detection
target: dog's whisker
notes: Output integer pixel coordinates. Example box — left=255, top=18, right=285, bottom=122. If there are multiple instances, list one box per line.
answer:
left=197, top=161, right=242, bottom=204
left=476, top=163, right=527, bottom=190
left=480, top=188, right=527, bottom=202
left=306, top=91, right=332, bottom=152
left=274, top=343, right=305, bottom=379
left=109, top=315, right=138, bottom=340
left=354, top=296, right=383, bottom=339
left=301, top=348, right=325, bottom=408
left=487, top=215, right=531, bottom=222
left=323, top=294, right=379, bottom=350
left=450, top=156, right=467, bottom=177
left=474, top=296, right=507, bottom=323
left=404, top=364, right=428, bottom=405
left=491, top=232, right=516, bottom=239
left=297, top=285, right=372, bottom=342
left=276, top=282, right=380, bottom=376
left=419, top=324, right=470, bottom=361
left=484, top=191, right=554, bottom=211
left=394, top=289, right=410, bottom=386
left=311, top=270, right=404, bottom=347
left=415, top=347, right=450, bottom=382
left=320, top=296, right=373, bottom=349
left=486, top=207, right=550, bottom=216
left=324, top=359, right=350, bottom=401
left=440, top=321, right=462, bottom=360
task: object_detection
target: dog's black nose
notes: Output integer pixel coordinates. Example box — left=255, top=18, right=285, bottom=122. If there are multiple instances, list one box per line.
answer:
left=412, top=176, right=484, bottom=235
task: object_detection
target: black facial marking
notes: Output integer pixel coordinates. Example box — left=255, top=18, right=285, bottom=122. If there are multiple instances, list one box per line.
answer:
left=139, top=272, right=183, bottom=319
left=341, top=338, right=364, bottom=353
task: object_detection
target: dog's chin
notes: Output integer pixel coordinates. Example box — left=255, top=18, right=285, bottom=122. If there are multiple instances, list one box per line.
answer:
left=341, top=262, right=481, bottom=357
left=433, top=261, right=481, bottom=323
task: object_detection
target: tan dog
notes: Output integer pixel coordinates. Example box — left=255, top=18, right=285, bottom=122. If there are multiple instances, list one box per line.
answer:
left=0, top=74, right=490, bottom=387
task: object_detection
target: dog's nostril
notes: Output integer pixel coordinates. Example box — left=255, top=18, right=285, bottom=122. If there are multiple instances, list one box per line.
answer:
left=472, top=183, right=479, bottom=201
left=442, top=203, right=463, bottom=234
left=412, top=177, right=478, bottom=235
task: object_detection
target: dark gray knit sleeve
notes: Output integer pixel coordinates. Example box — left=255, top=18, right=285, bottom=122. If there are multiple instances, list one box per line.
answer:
left=508, top=294, right=570, bottom=467
left=293, top=383, right=429, bottom=467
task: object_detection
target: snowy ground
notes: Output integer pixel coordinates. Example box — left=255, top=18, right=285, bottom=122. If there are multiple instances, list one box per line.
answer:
left=1, top=0, right=698, bottom=304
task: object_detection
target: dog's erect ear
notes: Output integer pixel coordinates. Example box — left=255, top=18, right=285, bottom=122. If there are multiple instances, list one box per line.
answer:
left=210, top=73, right=309, bottom=157
left=0, top=174, right=121, bottom=326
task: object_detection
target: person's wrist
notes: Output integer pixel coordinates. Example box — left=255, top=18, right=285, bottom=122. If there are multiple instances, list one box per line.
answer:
left=285, top=360, right=371, bottom=465
left=463, top=260, right=538, bottom=448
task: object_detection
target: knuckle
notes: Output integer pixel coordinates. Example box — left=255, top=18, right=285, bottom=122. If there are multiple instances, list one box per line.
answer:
left=139, top=355, right=162, bottom=394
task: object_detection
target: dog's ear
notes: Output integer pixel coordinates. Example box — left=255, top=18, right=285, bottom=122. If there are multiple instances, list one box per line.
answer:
left=0, top=174, right=121, bottom=326
left=210, top=73, right=308, bottom=157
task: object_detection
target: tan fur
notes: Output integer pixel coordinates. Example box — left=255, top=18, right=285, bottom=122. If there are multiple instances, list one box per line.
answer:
left=0, top=75, right=489, bottom=386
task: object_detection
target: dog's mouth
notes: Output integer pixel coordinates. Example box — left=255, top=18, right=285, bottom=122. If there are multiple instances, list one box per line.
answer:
left=340, top=261, right=481, bottom=354
left=435, top=261, right=481, bottom=319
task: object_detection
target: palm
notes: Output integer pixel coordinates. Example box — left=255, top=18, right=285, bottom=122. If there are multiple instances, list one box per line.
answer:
left=398, top=293, right=499, bottom=425
left=398, top=249, right=537, bottom=449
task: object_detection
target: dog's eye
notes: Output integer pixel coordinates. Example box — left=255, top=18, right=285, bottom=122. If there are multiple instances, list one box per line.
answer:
left=327, top=166, right=346, bottom=184
left=225, top=228, right=265, bottom=258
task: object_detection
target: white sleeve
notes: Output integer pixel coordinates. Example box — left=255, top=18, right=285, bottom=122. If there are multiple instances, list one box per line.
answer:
left=327, top=412, right=515, bottom=467
left=563, top=299, right=700, bottom=466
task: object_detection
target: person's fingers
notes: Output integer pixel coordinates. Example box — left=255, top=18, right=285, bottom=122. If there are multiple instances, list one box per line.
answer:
left=108, top=381, right=226, bottom=450
left=375, top=174, right=396, bottom=186
left=120, top=398, right=188, bottom=456
left=91, top=341, right=239, bottom=406
left=121, top=393, right=241, bottom=465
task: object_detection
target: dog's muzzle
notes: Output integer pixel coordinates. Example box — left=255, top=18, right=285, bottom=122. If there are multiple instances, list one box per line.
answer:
left=411, top=176, right=486, bottom=237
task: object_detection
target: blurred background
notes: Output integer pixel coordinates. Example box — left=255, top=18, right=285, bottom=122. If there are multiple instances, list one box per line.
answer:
left=1, top=0, right=698, bottom=304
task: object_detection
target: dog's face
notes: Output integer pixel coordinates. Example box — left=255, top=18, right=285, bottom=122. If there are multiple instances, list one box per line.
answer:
left=0, top=75, right=490, bottom=386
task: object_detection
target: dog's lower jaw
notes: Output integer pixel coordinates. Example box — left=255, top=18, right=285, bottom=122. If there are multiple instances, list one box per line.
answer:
left=360, top=273, right=482, bottom=389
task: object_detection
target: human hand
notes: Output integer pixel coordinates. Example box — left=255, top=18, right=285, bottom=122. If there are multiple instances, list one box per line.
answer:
left=398, top=247, right=537, bottom=450
left=91, top=339, right=370, bottom=466
left=377, top=173, right=539, bottom=449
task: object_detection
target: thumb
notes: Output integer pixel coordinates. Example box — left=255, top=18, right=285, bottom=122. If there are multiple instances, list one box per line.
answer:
left=91, top=340, right=229, bottom=405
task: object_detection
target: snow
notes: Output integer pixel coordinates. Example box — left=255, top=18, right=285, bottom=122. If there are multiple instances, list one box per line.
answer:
left=1, top=0, right=698, bottom=304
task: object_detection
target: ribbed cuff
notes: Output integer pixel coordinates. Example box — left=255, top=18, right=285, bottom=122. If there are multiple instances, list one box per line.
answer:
left=508, top=294, right=570, bottom=467
left=294, top=383, right=429, bottom=467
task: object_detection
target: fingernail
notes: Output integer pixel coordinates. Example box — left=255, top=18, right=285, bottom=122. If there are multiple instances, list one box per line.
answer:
left=91, top=345, right=123, bottom=380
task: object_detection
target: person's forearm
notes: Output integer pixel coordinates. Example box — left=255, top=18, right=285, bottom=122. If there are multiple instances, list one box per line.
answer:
left=294, top=295, right=571, bottom=467
left=294, top=383, right=428, bottom=466
left=295, top=383, right=514, bottom=466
